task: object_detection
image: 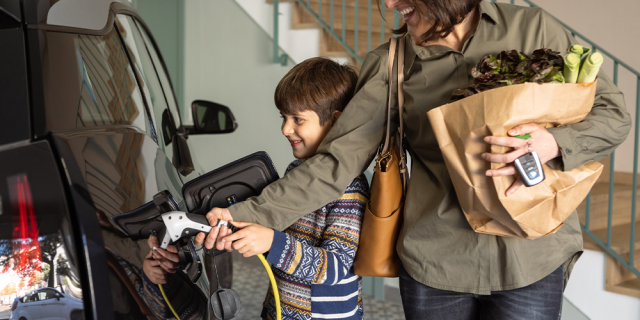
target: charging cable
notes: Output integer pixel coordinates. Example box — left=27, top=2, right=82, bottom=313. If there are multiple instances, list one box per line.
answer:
left=258, top=253, right=281, bottom=320
left=154, top=226, right=282, bottom=320
left=158, top=283, right=181, bottom=320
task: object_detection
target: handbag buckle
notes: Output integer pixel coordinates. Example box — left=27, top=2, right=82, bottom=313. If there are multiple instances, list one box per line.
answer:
left=376, top=152, right=393, bottom=172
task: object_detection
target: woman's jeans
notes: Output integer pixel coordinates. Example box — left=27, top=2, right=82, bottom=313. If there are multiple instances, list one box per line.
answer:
left=399, top=265, right=564, bottom=320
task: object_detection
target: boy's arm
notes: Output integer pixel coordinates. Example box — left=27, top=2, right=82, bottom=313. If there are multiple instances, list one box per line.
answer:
left=266, top=177, right=368, bottom=284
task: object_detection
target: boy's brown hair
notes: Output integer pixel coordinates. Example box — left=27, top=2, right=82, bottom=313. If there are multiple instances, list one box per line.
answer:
left=275, top=57, right=358, bottom=125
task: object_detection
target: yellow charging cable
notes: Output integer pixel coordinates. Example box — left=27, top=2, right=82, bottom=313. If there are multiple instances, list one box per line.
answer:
left=157, top=253, right=281, bottom=320
left=158, top=283, right=181, bottom=320
left=258, top=253, right=281, bottom=320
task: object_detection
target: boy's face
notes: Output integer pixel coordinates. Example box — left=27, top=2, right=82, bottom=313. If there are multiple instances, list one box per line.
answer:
left=281, top=110, right=337, bottom=160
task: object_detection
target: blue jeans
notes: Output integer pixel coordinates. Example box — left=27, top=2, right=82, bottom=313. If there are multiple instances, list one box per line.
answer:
left=399, top=265, right=564, bottom=320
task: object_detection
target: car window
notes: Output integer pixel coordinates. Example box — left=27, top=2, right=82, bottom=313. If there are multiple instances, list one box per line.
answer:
left=115, top=15, right=177, bottom=151
left=133, top=19, right=182, bottom=130
left=41, top=28, right=156, bottom=141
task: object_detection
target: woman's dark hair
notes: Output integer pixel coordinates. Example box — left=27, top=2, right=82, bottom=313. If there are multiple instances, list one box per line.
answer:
left=275, top=57, right=358, bottom=125
left=385, top=0, right=482, bottom=43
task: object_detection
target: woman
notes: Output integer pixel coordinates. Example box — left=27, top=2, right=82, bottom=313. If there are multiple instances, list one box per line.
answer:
left=197, top=0, right=631, bottom=318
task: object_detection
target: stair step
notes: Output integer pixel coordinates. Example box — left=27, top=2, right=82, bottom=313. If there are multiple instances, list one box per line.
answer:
left=604, top=252, right=640, bottom=298
left=321, top=29, right=390, bottom=59
left=292, top=1, right=400, bottom=32
left=577, top=181, right=640, bottom=230
left=582, top=220, right=640, bottom=253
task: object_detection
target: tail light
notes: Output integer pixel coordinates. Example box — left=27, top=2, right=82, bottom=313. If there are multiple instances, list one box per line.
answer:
left=11, top=300, right=18, bottom=311
left=7, top=174, right=41, bottom=285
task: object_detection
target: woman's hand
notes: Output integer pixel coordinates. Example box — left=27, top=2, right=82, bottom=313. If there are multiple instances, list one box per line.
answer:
left=482, top=123, right=561, bottom=196
left=194, top=207, right=234, bottom=251
left=219, top=221, right=274, bottom=258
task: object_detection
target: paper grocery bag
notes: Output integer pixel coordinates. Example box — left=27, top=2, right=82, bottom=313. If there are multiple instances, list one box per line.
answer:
left=427, top=81, right=602, bottom=239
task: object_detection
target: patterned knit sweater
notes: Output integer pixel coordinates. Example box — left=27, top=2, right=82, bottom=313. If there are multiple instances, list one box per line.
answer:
left=261, top=160, right=370, bottom=320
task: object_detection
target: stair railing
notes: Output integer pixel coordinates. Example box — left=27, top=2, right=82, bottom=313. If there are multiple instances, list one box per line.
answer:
left=515, top=0, right=640, bottom=280
left=271, top=0, right=640, bottom=279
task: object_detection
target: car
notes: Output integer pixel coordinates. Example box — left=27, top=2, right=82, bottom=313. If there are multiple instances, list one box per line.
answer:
left=0, top=0, right=238, bottom=319
left=10, top=288, right=83, bottom=320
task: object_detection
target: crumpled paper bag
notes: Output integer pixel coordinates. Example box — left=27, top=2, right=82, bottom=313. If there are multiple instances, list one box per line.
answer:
left=427, top=80, right=602, bottom=239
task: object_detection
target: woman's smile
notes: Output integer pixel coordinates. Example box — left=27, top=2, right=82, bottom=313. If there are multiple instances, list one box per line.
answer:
left=398, top=7, right=415, bottom=22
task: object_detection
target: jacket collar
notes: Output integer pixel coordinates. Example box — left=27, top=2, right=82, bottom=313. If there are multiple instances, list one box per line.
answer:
left=479, top=0, right=500, bottom=25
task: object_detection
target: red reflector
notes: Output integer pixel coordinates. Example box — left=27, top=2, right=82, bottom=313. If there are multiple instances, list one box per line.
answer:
left=11, top=300, right=18, bottom=311
left=6, top=174, right=41, bottom=286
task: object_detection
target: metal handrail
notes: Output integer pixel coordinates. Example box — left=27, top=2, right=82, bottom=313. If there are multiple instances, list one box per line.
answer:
left=270, top=0, right=640, bottom=281
left=513, top=0, right=640, bottom=281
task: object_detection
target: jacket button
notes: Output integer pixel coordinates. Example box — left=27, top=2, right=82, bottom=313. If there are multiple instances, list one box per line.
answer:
left=566, top=148, right=573, bottom=155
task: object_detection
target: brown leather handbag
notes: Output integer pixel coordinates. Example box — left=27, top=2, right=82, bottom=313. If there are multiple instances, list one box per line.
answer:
left=353, top=36, right=408, bottom=277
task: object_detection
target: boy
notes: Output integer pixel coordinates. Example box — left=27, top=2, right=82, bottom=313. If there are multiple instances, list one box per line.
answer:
left=221, top=57, right=369, bottom=320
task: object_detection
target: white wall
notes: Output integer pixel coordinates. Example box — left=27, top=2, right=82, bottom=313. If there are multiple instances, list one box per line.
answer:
left=234, top=0, right=320, bottom=65
left=564, top=249, right=640, bottom=320
left=184, top=0, right=296, bottom=174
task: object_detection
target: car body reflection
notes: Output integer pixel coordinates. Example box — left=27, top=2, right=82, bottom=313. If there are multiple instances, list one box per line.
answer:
left=10, top=287, right=83, bottom=320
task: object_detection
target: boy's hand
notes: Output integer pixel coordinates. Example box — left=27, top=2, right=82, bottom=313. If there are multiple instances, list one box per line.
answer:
left=222, top=221, right=274, bottom=257
left=194, top=207, right=234, bottom=251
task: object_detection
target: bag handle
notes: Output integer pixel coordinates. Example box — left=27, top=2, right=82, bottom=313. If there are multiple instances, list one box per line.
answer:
left=381, top=37, right=406, bottom=156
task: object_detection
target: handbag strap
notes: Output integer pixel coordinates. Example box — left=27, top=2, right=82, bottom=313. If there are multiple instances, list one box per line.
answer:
left=381, top=37, right=406, bottom=156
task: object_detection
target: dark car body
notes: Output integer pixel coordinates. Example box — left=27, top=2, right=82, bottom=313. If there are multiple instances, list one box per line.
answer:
left=1, top=1, right=235, bottom=319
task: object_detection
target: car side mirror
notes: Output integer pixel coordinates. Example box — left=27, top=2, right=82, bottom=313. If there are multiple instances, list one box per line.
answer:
left=55, top=293, right=60, bottom=301
left=190, top=100, right=238, bottom=134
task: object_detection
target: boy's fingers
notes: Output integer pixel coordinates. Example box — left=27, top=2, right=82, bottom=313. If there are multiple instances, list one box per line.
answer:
left=205, top=226, right=221, bottom=250
left=232, top=237, right=252, bottom=251
left=224, top=228, right=234, bottom=251
left=229, top=221, right=251, bottom=228
left=222, top=229, right=248, bottom=243
left=194, top=232, right=205, bottom=246
left=165, top=245, right=178, bottom=253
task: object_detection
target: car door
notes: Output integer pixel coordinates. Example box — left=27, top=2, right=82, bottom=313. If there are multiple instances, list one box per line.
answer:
left=19, top=294, right=42, bottom=320
left=38, top=289, right=66, bottom=319
left=36, top=15, right=183, bottom=318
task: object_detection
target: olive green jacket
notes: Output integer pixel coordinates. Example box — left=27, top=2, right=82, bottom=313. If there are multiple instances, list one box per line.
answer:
left=230, top=1, right=631, bottom=294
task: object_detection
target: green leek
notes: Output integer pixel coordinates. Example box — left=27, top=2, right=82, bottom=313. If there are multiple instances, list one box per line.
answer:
left=564, top=52, right=581, bottom=83
left=577, top=52, right=603, bottom=83
left=568, top=44, right=592, bottom=69
left=569, top=44, right=584, bottom=55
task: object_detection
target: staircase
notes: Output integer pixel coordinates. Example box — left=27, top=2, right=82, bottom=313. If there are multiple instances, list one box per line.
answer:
left=269, top=0, right=401, bottom=67
left=578, top=156, right=640, bottom=298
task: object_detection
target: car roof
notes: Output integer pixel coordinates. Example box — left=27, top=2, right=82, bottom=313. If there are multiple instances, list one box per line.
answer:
left=46, top=0, right=133, bottom=31
left=0, top=0, right=135, bottom=31
left=46, top=0, right=133, bottom=30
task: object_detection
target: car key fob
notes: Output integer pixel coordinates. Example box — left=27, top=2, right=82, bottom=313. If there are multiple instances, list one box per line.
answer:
left=514, top=151, right=545, bottom=187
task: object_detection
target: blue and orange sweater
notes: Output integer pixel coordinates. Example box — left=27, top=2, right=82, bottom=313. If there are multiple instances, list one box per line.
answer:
left=261, top=160, right=370, bottom=320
